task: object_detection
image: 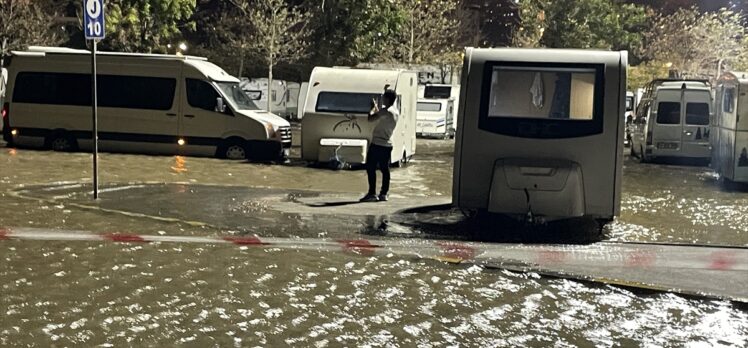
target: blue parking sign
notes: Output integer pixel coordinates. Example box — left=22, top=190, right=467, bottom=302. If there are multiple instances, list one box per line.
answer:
left=83, top=0, right=105, bottom=40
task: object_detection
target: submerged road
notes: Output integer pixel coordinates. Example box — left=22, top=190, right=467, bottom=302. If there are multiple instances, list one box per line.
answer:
left=1, top=139, right=747, bottom=346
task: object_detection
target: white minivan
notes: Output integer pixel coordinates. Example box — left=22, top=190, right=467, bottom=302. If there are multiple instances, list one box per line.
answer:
left=630, top=80, right=712, bottom=162
left=2, top=47, right=291, bottom=161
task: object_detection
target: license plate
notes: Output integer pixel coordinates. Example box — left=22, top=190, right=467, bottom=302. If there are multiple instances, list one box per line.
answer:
left=657, top=142, right=679, bottom=150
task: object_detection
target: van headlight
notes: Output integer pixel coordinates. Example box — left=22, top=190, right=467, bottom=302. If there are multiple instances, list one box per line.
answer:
left=265, top=122, right=277, bottom=139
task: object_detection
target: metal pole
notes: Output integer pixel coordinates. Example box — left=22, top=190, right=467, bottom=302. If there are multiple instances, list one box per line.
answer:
left=92, top=40, right=99, bottom=199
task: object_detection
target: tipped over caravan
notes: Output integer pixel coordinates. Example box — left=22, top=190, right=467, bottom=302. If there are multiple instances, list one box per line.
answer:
left=453, top=48, right=627, bottom=224
left=301, top=67, right=417, bottom=167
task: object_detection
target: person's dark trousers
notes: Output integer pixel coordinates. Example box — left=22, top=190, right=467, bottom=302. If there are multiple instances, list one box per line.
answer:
left=366, top=144, right=393, bottom=195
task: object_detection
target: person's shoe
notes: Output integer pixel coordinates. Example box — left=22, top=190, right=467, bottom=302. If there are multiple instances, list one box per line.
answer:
left=378, top=194, right=389, bottom=202
left=359, top=194, right=379, bottom=202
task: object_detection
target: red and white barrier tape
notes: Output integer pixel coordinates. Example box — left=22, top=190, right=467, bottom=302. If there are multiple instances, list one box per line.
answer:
left=1, top=227, right=746, bottom=272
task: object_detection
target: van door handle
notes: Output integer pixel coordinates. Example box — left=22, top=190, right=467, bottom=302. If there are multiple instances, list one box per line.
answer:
left=185, top=114, right=195, bottom=118
left=166, top=113, right=177, bottom=117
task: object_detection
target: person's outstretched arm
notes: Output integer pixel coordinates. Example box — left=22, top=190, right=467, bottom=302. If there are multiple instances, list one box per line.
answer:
left=368, top=98, right=381, bottom=122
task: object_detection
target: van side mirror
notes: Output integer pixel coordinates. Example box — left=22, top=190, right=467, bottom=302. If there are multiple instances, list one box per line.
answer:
left=215, top=97, right=226, bottom=113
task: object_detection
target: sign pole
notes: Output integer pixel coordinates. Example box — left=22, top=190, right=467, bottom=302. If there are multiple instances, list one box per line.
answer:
left=92, top=40, right=99, bottom=200
left=84, top=0, right=104, bottom=200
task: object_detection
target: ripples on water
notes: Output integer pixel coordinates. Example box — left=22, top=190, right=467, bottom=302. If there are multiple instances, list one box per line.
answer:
left=1, top=241, right=746, bottom=347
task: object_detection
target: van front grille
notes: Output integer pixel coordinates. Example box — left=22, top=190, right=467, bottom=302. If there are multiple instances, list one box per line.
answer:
left=278, top=126, right=292, bottom=147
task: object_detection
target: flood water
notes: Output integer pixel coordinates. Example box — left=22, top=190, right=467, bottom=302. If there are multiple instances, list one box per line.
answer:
left=1, top=136, right=747, bottom=346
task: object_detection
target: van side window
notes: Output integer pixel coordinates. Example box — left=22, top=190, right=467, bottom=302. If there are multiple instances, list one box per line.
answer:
left=186, top=79, right=219, bottom=111
left=685, top=103, right=709, bottom=125
left=656, top=102, right=680, bottom=124
left=724, top=88, right=735, bottom=113
left=13, top=72, right=175, bottom=110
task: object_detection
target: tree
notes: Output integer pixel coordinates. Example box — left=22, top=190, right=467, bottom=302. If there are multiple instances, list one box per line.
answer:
left=0, top=0, right=62, bottom=66
left=229, top=0, right=311, bottom=111
left=639, top=7, right=747, bottom=78
left=513, top=0, right=648, bottom=61
left=101, top=0, right=196, bottom=52
left=389, top=0, right=460, bottom=66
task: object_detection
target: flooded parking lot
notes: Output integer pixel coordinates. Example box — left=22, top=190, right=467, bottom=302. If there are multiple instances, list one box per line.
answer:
left=1, top=138, right=747, bottom=346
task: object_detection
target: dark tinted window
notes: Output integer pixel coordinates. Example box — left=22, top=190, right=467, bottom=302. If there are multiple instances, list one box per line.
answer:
left=424, top=86, right=451, bottom=99
left=686, top=103, right=709, bottom=125
left=656, top=102, right=681, bottom=124
left=186, top=79, right=219, bottom=111
left=13, top=72, right=175, bottom=110
left=316, top=92, right=380, bottom=114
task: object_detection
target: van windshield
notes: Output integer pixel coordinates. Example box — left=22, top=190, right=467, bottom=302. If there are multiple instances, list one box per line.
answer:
left=216, top=82, right=260, bottom=110
left=316, top=92, right=380, bottom=114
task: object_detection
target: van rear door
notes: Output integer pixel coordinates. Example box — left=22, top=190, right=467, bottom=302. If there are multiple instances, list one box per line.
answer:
left=682, top=90, right=711, bottom=158
left=652, top=90, right=683, bottom=155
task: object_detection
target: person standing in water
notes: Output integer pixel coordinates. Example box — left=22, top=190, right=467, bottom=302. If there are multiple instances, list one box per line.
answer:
left=360, top=89, right=399, bottom=202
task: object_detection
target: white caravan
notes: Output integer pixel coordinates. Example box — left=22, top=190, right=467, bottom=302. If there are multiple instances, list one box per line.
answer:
left=453, top=48, right=627, bottom=223
left=416, top=98, right=455, bottom=138
left=296, top=82, right=309, bottom=121
left=2, top=47, right=291, bottom=161
left=416, top=84, right=460, bottom=138
left=239, top=78, right=288, bottom=117
left=285, top=82, right=301, bottom=120
left=301, top=67, right=417, bottom=166
left=712, top=72, right=748, bottom=184
left=630, top=80, right=712, bottom=162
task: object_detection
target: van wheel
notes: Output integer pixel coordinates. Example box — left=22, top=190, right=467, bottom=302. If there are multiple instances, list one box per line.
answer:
left=48, top=133, right=77, bottom=152
left=219, top=140, right=248, bottom=160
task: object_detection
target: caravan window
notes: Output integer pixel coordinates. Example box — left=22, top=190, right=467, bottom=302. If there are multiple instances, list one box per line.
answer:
left=479, top=62, right=605, bottom=138
left=685, top=103, right=709, bottom=125
left=315, top=92, right=380, bottom=114
left=424, top=86, right=451, bottom=99
left=486, top=67, right=596, bottom=120
left=724, top=88, right=735, bottom=113
left=656, top=102, right=680, bottom=124
left=417, top=102, right=442, bottom=112
left=13, top=72, right=176, bottom=110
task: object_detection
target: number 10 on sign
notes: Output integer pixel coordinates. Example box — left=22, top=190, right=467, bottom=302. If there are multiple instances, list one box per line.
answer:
left=84, top=0, right=105, bottom=39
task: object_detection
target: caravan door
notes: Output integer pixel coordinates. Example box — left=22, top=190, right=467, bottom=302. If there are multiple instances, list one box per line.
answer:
left=652, top=90, right=683, bottom=156
left=681, top=90, right=711, bottom=158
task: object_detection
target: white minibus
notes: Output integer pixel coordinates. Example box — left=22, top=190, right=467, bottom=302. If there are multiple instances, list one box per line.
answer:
left=2, top=47, right=291, bottom=161
left=453, top=48, right=627, bottom=223
left=630, top=80, right=712, bottom=162
left=712, top=72, right=748, bottom=184
left=301, top=67, right=417, bottom=166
